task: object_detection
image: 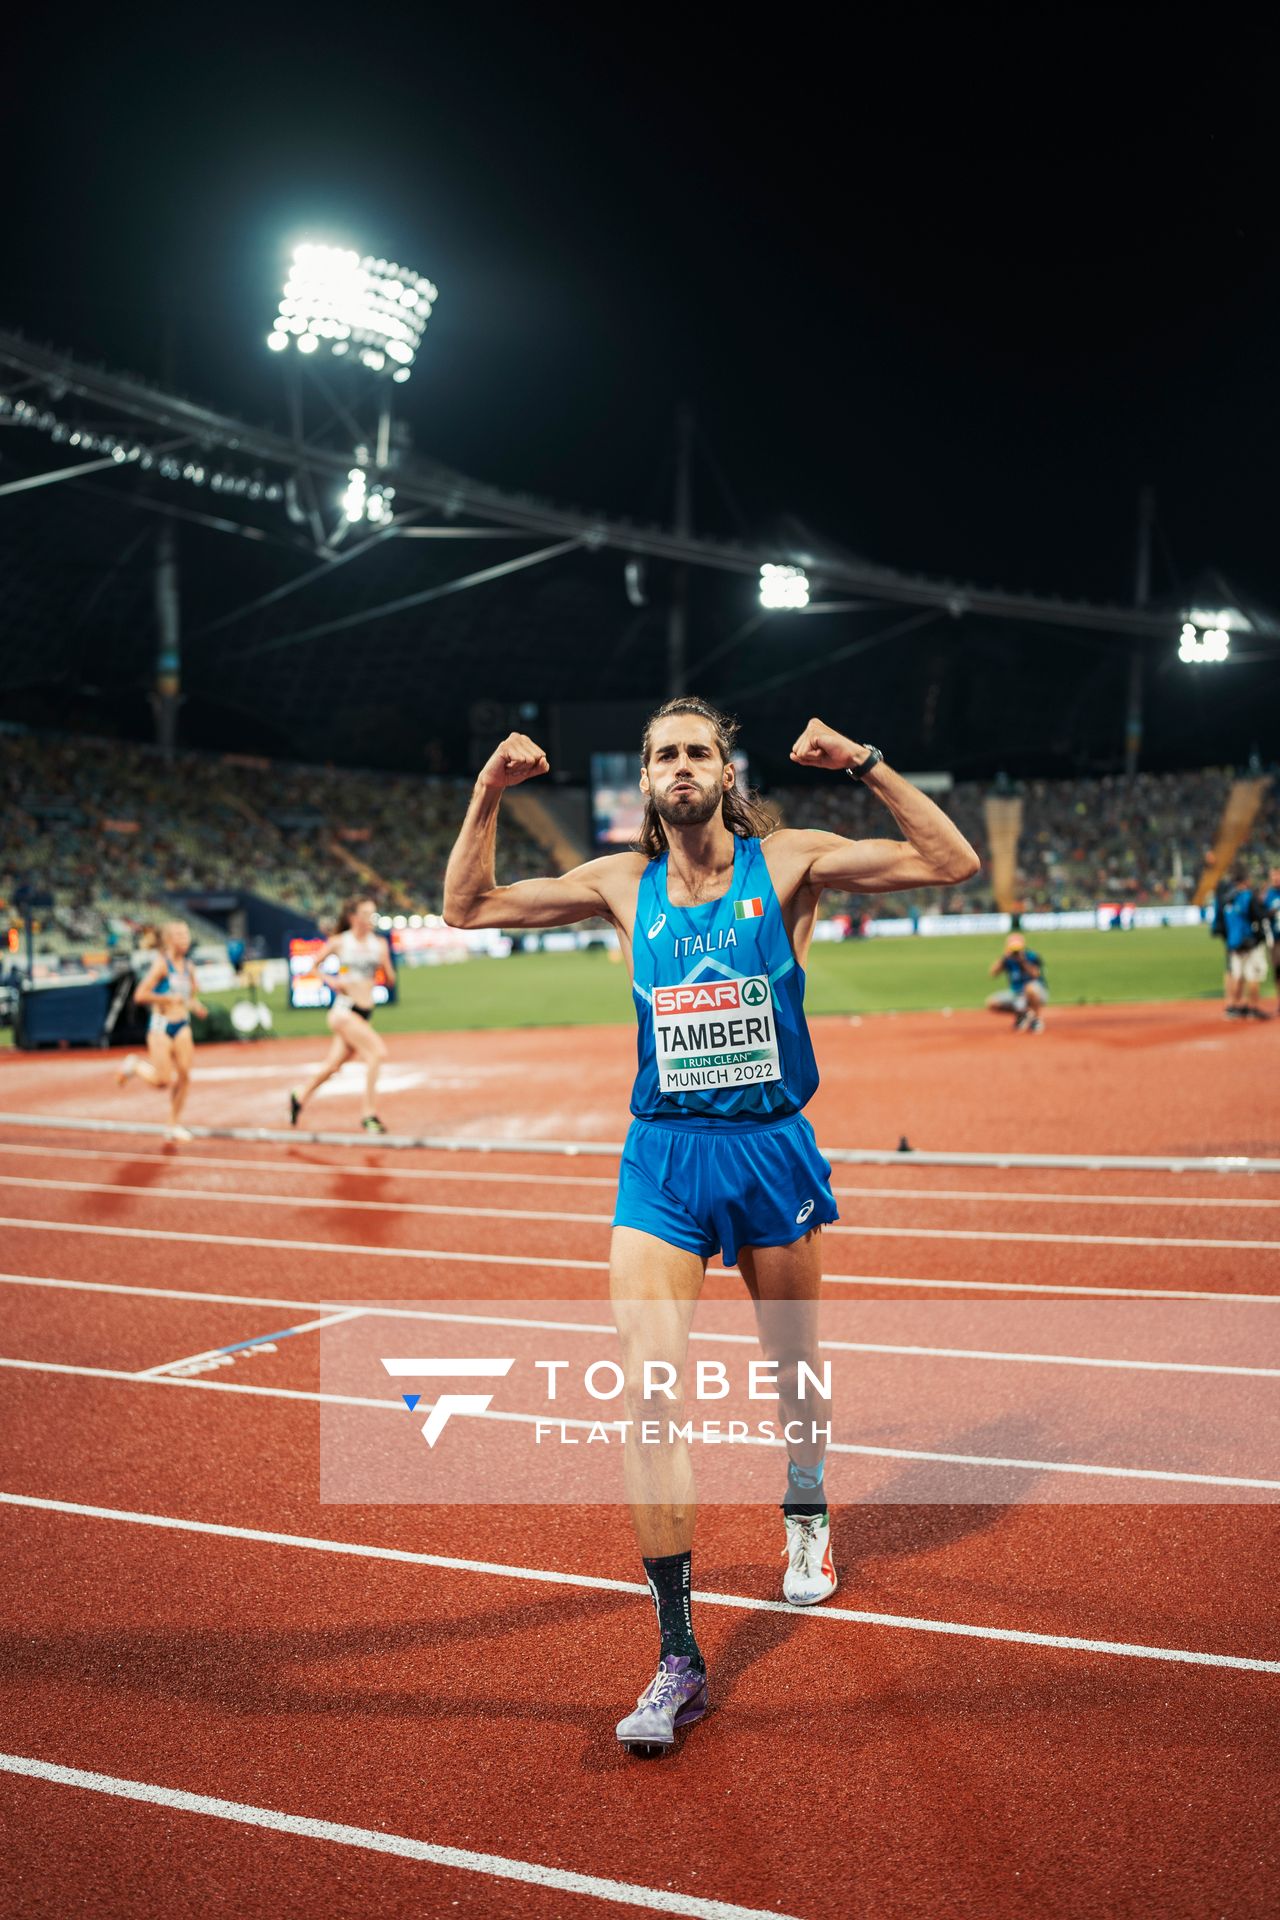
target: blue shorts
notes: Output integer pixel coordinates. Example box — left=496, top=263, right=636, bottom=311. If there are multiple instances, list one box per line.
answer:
left=613, top=1112, right=839, bottom=1269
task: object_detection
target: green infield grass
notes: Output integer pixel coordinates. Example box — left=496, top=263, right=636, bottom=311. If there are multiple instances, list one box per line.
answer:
left=205, top=924, right=1228, bottom=1037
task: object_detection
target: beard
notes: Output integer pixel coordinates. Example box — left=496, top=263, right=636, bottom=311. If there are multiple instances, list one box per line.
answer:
left=651, top=779, right=723, bottom=831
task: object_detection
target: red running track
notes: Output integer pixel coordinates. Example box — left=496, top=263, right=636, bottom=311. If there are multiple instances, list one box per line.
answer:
left=2, top=1006, right=1279, bottom=1918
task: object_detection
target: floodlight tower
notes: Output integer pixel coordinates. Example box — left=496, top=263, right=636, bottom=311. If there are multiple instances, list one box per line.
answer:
left=265, top=241, right=438, bottom=544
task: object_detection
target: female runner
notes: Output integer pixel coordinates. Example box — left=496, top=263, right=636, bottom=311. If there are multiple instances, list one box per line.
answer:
left=116, top=919, right=207, bottom=1141
left=288, top=896, right=395, bottom=1135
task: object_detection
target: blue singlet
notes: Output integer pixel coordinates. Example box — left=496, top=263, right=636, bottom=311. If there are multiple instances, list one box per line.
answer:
left=630, top=834, right=820, bottom=1125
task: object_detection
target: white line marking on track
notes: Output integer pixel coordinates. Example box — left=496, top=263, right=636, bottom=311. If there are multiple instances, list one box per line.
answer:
left=827, top=1223, right=1280, bottom=1251
left=0, top=1753, right=795, bottom=1920
left=7, top=1261, right=1280, bottom=1315
left=4, top=1141, right=1277, bottom=1209
left=0, top=1172, right=614, bottom=1228
left=834, top=1184, right=1280, bottom=1211
left=822, top=1272, right=1280, bottom=1302
left=0, top=1139, right=622, bottom=1191
left=1, top=1271, right=1277, bottom=1374
left=0, top=1216, right=606, bottom=1269
left=4, top=1176, right=1279, bottom=1252
left=2, top=1358, right=1277, bottom=1491
left=3, top=1111, right=1280, bottom=1173
left=2, top=1494, right=1277, bottom=1672
left=818, top=1342, right=1280, bottom=1379
left=135, top=1308, right=365, bottom=1379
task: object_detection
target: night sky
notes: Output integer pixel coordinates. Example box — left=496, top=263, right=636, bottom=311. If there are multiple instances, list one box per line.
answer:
left=4, top=9, right=1278, bottom=774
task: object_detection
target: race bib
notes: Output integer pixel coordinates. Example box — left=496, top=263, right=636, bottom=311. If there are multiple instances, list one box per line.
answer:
left=652, top=974, right=781, bottom=1094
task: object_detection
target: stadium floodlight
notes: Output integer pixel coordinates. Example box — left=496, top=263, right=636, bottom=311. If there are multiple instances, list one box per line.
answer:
left=759, top=563, right=810, bottom=610
left=1178, top=621, right=1230, bottom=664
left=341, top=467, right=368, bottom=521
left=268, top=242, right=438, bottom=379
left=340, top=464, right=395, bottom=525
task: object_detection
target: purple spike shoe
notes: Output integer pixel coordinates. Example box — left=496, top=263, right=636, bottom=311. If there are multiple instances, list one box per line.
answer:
left=615, top=1655, right=708, bottom=1755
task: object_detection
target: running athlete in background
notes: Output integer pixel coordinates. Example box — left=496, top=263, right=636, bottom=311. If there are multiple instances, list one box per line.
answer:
left=115, top=919, right=207, bottom=1141
left=986, top=932, right=1047, bottom=1033
left=444, top=698, right=979, bottom=1754
left=288, top=896, right=397, bottom=1134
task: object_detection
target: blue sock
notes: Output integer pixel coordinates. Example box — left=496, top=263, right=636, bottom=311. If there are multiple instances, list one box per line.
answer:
left=783, top=1456, right=828, bottom=1517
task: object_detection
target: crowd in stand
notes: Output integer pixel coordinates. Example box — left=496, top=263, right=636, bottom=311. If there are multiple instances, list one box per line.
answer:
left=775, top=766, right=1259, bottom=919
left=1013, top=768, right=1238, bottom=910
left=0, top=730, right=544, bottom=951
left=3, top=726, right=1272, bottom=954
left=772, top=779, right=994, bottom=917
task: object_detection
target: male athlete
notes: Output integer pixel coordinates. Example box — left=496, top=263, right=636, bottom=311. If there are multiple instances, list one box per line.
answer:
left=443, top=698, right=980, bottom=1753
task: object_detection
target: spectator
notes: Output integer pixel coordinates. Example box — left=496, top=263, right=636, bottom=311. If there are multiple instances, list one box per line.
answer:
left=1214, top=871, right=1270, bottom=1022
left=985, top=932, right=1048, bottom=1034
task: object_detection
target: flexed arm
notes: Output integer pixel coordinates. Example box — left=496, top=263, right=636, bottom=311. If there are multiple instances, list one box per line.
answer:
left=786, top=718, right=981, bottom=894
left=443, top=732, right=625, bottom=930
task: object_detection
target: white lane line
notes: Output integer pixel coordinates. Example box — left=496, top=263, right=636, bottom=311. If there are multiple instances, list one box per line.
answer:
left=6, top=1261, right=1280, bottom=1317
left=818, top=1343, right=1280, bottom=1379
left=835, top=1185, right=1280, bottom=1211
left=3, top=1358, right=1277, bottom=1491
left=828, top=1224, right=1280, bottom=1251
left=3, top=1273, right=1279, bottom=1373
left=5, top=1142, right=1277, bottom=1211
left=0, top=1754, right=792, bottom=1920
left=3, top=1493, right=1278, bottom=1673
left=135, top=1308, right=366, bottom=1379
left=3, top=1112, right=1280, bottom=1174
left=822, top=1272, right=1280, bottom=1303
left=0, top=1173, right=613, bottom=1228
left=0, top=1217, right=606, bottom=1270
left=4, top=1175, right=1278, bottom=1253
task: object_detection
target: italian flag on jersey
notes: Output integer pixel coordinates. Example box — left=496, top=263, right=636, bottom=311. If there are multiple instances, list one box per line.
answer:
left=733, top=897, right=764, bottom=919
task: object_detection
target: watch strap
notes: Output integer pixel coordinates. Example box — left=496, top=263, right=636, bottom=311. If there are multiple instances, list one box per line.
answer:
left=846, top=746, right=883, bottom=781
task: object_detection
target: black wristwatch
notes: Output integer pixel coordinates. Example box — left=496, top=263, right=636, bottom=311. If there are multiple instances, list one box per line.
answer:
left=846, top=745, right=883, bottom=781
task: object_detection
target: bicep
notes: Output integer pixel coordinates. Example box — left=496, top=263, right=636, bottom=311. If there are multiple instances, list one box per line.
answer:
left=454, top=865, right=614, bottom=930
left=806, top=835, right=948, bottom=895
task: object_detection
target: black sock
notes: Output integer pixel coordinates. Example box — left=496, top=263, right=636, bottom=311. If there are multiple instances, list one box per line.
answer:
left=642, top=1551, right=703, bottom=1667
left=782, top=1456, right=829, bottom=1519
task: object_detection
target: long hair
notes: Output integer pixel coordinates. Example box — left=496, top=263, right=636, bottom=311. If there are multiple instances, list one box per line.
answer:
left=335, top=894, right=375, bottom=934
left=636, top=696, right=776, bottom=859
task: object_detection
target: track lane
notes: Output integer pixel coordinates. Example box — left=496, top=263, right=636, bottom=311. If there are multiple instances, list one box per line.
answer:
left=5, top=1005, right=1280, bottom=1920
left=6, top=1162, right=1280, bottom=1253
left=4, top=1134, right=1280, bottom=1216
left=2, top=1190, right=1276, bottom=1296
left=0, top=1771, right=726, bottom=1920
left=2, top=1501, right=1276, bottom=1920
left=5, top=1289, right=1277, bottom=1497
left=3, top=1374, right=1278, bottom=1656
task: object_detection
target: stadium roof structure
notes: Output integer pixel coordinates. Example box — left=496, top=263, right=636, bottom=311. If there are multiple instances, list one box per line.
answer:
left=1, top=325, right=1277, bottom=781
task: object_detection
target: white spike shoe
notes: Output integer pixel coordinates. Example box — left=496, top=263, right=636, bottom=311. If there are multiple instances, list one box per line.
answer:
left=782, top=1511, right=837, bottom=1606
